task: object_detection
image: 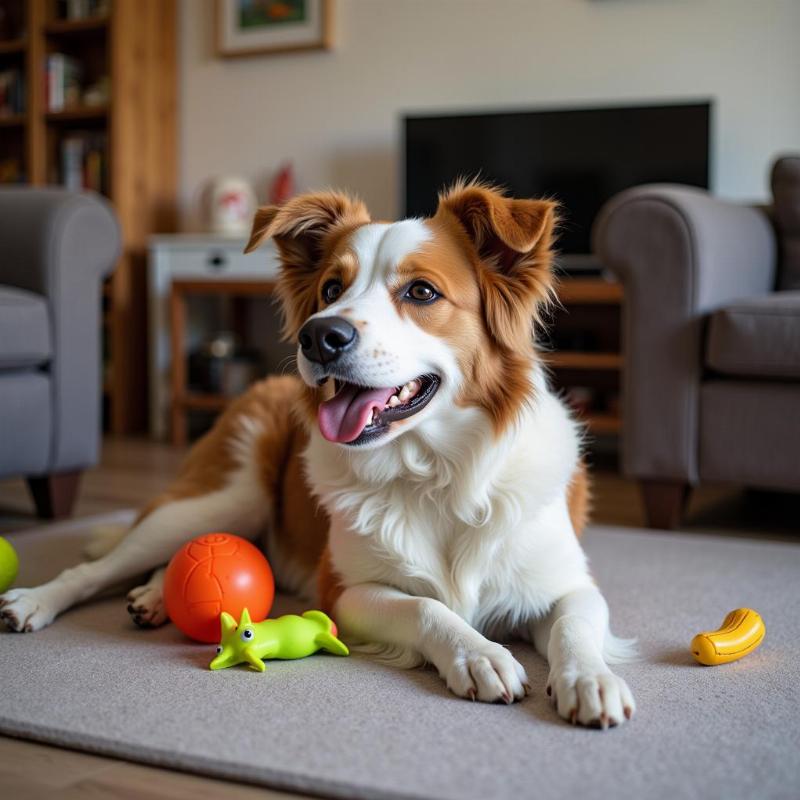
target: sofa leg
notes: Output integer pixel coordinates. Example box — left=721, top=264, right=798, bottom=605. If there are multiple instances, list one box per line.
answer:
left=26, top=471, right=82, bottom=520
left=640, top=480, right=690, bottom=530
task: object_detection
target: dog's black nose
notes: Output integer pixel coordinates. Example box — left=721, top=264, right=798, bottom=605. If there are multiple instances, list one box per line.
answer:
left=298, top=316, right=357, bottom=365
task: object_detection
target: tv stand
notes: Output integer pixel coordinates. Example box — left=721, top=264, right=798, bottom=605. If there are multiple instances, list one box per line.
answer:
left=555, top=253, right=606, bottom=278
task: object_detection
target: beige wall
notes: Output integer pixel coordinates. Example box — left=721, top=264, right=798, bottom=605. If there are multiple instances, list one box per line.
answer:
left=179, top=0, right=800, bottom=222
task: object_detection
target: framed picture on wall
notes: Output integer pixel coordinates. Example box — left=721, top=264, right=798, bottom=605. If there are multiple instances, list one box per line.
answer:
left=216, top=0, right=333, bottom=58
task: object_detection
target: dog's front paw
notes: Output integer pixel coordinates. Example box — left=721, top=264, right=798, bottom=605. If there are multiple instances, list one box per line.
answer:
left=126, top=583, right=167, bottom=628
left=443, top=642, right=529, bottom=704
left=0, top=588, right=56, bottom=632
left=547, top=665, right=635, bottom=728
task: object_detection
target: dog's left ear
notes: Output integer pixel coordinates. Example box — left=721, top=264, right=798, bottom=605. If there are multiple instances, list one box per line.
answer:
left=435, top=182, right=556, bottom=349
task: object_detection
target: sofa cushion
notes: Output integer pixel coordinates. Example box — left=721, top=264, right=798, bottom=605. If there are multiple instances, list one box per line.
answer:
left=706, top=292, right=800, bottom=379
left=700, top=380, right=800, bottom=491
left=0, top=370, right=52, bottom=479
left=0, top=286, right=52, bottom=369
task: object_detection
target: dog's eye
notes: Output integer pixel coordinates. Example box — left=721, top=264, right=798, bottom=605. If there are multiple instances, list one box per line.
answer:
left=322, top=279, right=343, bottom=304
left=241, top=629, right=254, bottom=642
left=405, top=281, right=439, bottom=303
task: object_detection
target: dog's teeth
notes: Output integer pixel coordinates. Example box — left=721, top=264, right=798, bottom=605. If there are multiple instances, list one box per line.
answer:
left=402, top=379, right=421, bottom=401
left=388, top=395, right=401, bottom=407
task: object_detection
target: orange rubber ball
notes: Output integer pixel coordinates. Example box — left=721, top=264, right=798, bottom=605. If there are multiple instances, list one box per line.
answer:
left=163, top=533, right=274, bottom=643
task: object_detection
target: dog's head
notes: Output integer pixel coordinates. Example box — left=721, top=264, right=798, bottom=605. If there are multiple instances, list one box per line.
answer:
left=245, top=182, right=556, bottom=448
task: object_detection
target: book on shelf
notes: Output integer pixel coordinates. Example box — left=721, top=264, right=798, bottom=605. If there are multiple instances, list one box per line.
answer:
left=61, top=132, right=107, bottom=193
left=46, top=53, right=83, bottom=112
left=57, top=0, right=110, bottom=20
left=0, top=68, right=25, bottom=116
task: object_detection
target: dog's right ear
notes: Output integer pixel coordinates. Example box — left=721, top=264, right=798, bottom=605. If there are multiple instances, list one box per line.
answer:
left=244, top=191, right=370, bottom=262
left=244, top=206, right=281, bottom=253
left=245, top=191, right=370, bottom=338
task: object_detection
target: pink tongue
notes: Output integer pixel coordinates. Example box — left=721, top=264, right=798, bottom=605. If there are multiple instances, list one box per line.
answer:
left=318, top=383, right=396, bottom=443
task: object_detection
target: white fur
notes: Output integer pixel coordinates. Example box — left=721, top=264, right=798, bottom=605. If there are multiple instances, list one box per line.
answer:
left=296, top=219, right=637, bottom=726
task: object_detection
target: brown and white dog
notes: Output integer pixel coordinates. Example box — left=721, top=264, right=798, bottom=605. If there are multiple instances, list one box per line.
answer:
left=0, top=183, right=636, bottom=728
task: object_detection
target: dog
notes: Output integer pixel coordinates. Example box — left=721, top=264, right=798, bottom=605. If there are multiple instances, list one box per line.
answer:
left=0, top=182, right=636, bottom=728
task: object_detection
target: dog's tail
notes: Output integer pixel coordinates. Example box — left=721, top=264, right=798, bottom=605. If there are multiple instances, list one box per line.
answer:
left=604, top=631, right=640, bottom=664
left=82, top=524, right=128, bottom=561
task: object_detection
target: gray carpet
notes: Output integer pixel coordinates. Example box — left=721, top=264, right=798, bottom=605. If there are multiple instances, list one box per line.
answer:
left=1, top=512, right=799, bottom=800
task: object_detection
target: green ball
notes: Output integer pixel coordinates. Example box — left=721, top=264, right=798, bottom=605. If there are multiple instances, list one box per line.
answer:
left=0, top=536, right=19, bottom=593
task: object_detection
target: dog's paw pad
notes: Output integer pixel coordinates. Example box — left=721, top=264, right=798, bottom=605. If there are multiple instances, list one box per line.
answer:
left=126, top=585, right=167, bottom=628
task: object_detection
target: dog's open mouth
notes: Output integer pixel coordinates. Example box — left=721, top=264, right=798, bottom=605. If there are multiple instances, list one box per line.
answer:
left=318, top=374, right=440, bottom=445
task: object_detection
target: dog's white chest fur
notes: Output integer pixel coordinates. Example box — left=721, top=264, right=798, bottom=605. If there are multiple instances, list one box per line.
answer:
left=305, top=373, right=593, bottom=636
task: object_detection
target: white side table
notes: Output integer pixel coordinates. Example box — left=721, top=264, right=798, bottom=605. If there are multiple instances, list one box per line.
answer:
left=147, top=234, right=280, bottom=439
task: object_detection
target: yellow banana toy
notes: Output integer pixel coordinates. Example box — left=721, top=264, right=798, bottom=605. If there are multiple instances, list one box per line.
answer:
left=691, top=608, right=765, bottom=666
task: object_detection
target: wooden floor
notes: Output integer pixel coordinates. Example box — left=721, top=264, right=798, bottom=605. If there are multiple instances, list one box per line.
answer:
left=1, top=436, right=798, bottom=799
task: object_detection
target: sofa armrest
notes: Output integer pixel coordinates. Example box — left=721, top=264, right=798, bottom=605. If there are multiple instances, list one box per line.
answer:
left=592, top=185, right=776, bottom=483
left=772, top=155, right=800, bottom=290
left=0, top=188, right=120, bottom=472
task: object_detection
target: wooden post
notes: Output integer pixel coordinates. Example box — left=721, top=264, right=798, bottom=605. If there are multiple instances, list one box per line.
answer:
left=27, top=471, right=82, bottom=519
left=640, top=480, right=690, bottom=530
left=169, top=284, right=187, bottom=447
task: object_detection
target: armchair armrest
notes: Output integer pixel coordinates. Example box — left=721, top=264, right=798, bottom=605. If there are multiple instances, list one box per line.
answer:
left=0, top=188, right=120, bottom=472
left=592, top=185, right=776, bottom=483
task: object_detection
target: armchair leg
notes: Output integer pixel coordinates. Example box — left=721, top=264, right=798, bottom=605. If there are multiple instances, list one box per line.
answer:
left=26, top=471, right=82, bottom=520
left=640, top=479, right=690, bottom=530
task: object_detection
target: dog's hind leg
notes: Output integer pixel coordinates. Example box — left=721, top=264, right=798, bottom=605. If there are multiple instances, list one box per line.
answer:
left=0, top=376, right=302, bottom=633
left=126, top=567, right=167, bottom=628
left=0, top=469, right=272, bottom=632
left=2, top=401, right=286, bottom=634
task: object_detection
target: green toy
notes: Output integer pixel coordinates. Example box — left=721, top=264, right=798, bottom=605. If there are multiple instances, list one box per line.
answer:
left=210, top=607, right=349, bottom=671
left=0, top=536, right=19, bottom=594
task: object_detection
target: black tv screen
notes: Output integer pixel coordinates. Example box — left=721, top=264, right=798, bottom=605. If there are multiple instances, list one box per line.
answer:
left=404, top=102, right=710, bottom=256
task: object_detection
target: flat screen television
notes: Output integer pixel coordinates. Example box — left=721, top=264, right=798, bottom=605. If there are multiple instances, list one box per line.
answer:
left=404, top=102, right=710, bottom=259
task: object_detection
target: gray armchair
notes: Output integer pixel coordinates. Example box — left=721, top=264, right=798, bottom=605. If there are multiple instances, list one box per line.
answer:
left=593, top=155, right=800, bottom=529
left=0, top=189, right=120, bottom=518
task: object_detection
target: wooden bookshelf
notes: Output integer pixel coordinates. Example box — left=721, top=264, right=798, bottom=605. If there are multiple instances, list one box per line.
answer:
left=548, top=278, right=624, bottom=438
left=584, top=413, right=622, bottom=436
left=44, top=15, right=109, bottom=34
left=558, top=279, right=623, bottom=305
left=0, top=112, right=25, bottom=125
left=0, top=0, right=177, bottom=434
left=45, top=104, right=108, bottom=121
left=546, top=351, right=623, bottom=370
left=0, top=37, right=26, bottom=53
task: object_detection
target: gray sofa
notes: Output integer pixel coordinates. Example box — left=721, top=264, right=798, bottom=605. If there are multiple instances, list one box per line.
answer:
left=0, top=189, right=120, bottom=518
left=593, top=155, right=800, bottom=529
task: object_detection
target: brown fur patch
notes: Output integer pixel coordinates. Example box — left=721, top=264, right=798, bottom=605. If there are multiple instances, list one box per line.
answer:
left=435, top=180, right=557, bottom=351
left=268, top=430, right=329, bottom=577
left=384, top=184, right=556, bottom=437
left=567, top=459, right=591, bottom=536
left=317, top=546, right=345, bottom=616
left=315, top=248, right=360, bottom=307
left=244, top=192, right=371, bottom=340
left=133, top=376, right=328, bottom=587
left=132, top=379, right=299, bottom=527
